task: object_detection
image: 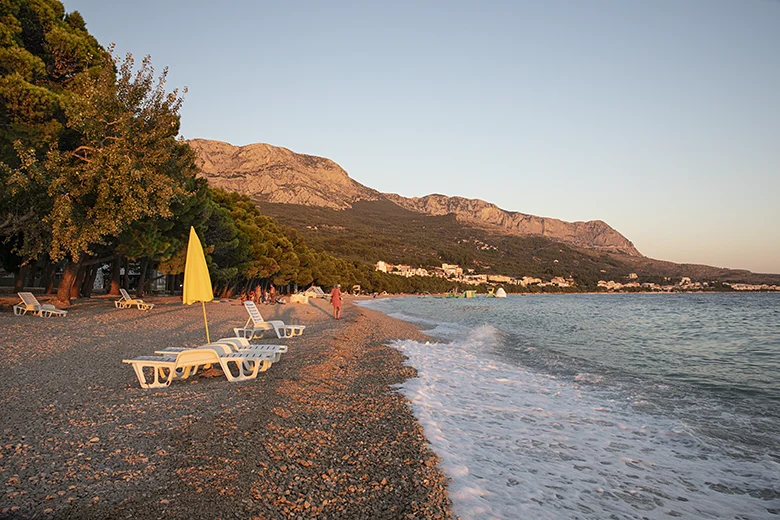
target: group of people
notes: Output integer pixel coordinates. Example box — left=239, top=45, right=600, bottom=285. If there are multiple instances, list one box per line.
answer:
left=246, top=284, right=282, bottom=305
left=243, top=283, right=343, bottom=318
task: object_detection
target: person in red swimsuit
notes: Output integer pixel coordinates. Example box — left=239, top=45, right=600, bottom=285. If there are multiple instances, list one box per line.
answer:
left=330, top=284, right=342, bottom=319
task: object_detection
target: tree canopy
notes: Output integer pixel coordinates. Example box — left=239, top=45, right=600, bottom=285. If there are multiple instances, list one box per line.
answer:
left=0, top=0, right=458, bottom=302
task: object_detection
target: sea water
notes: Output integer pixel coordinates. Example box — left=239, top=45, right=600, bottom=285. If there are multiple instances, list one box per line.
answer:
left=357, top=293, right=780, bottom=519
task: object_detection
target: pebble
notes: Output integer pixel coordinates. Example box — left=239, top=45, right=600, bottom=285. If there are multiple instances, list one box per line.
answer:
left=0, top=296, right=453, bottom=519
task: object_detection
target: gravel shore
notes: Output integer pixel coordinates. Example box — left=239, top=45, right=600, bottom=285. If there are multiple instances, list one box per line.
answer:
left=0, top=294, right=453, bottom=519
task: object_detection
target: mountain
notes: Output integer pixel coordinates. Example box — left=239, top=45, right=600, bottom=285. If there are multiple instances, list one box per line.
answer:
left=188, top=139, right=779, bottom=285
left=384, top=193, right=640, bottom=256
left=189, top=139, right=638, bottom=256
left=190, top=139, right=380, bottom=209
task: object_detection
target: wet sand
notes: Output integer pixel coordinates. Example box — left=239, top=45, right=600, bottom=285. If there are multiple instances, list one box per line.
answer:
left=0, top=294, right=452, bottom=519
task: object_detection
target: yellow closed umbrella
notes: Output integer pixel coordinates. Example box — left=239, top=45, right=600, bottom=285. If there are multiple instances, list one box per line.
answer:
left=183, top=226, right=214, bottom=343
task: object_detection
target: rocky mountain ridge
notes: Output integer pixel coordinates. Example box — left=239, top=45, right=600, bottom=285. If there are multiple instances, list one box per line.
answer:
left=384, top=193, right=640, bottom=256
left=190, top=139, right=381, bottom=209
left=189, top=139, right=640, bottom=256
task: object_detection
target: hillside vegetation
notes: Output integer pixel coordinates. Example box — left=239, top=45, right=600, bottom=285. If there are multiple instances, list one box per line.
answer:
left=260, top=200, right=639, bottom=289
left=260, top=199, right=780, bottom=288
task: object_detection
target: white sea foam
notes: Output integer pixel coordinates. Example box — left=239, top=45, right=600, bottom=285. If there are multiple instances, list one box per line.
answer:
left=392, top=328, right=780, bottom=519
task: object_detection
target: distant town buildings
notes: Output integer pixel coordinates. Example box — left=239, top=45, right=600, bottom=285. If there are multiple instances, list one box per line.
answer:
left=371, top=259, right=780, bottom=292
left=441, top=264, right=463, bottom=278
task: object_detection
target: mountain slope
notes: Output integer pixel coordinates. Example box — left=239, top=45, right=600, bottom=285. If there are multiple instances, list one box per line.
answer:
left=385, top=193, right=640, bottom=256
left=189, top=139, right=780, bottom=284
left=190, top=139, right=638, bottom=256
left=190, top=138, right=381, bottom=209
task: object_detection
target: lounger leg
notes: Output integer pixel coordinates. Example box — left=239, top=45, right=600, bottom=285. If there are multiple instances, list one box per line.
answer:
left=131, top=364, right=148, bottom=388
left=255, top=359, right=272, bottom=375
left=240, top=360, right=258, bottom=379
left=131, top=364, right=160, bottom=389
left=154, top=366, right=174, bottom=388
left=219, top=360, right=238, bottom=382
left=218, top=358, right=269, bottom=382
left=175, top=365, right=192, bottom=379
left=243, top=358, right=272, bottom=378
left=129, top=363, right=173, bottom=389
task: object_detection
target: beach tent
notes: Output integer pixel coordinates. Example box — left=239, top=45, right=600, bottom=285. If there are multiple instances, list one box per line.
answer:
left=183, top=227, right=214, bottom=342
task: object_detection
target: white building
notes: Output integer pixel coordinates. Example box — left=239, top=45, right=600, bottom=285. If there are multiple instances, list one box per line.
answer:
left=442, top=264, right=463, bottom=278
left=519, top=276, right=542, bottom=287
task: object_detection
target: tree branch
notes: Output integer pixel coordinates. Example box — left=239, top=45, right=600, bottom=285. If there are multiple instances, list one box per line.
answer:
left=71, top=146, right=96, bottom=163
left=81, top=254, right=118, bottom=267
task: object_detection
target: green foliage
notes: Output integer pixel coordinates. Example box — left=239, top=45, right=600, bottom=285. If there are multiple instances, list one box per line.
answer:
left=182, top=189, right=453, bottom=296
left=2, top=49, right=197, bottom=265
left=0, top=0, right=103, bottom=165
left=259, top=200, right=641, bottom=288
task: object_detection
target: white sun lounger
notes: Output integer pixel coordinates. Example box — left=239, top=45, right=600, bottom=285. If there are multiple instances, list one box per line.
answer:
left=303, top=286, right=327, bottom=298
left=13, top=292, right=67, bottom=317
left=233, top=301, right=305, bottom=340
left=115, top=288, right=154, bottom=310
left=123, top=345, right=274, bottom=389
left=156, top=337, right=288, bottom=363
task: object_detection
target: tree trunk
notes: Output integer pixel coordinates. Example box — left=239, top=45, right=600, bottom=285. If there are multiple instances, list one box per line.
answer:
left=57, top=256, right=83, bottom=305
left=122, top=257, right=130, bottom=290
left=136, top=257, right=149, bottom=297
left=108, top=256, right=122, bottom=296
left=41, top=259, right=55, bottom=294
left=82, top=265, right=99, bottom=297
left=14, top=264, right=29, bottom=292
left=72, top=263, right=87, bottom=299
left=26, top=259, right=39, bottom=288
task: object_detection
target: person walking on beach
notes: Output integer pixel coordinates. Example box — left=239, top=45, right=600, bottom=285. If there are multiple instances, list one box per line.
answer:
left=330, top=283, right=342, bottom=319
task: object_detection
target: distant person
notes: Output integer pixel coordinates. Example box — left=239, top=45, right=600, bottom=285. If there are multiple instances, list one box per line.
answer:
left=330, top=284, right=343, bottom=319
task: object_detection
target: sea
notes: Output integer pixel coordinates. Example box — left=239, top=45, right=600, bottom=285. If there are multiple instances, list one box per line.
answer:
left=357, top=293, right=780, bottom=520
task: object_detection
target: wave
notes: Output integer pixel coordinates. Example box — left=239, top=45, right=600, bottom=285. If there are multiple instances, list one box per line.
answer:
left=374, top=295, right=780, bottom=518
left=390, top=334, right=780, bottom=519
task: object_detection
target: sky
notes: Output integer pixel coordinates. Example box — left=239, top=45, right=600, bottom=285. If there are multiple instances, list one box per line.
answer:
left=63, top=0, right=780, bottom=274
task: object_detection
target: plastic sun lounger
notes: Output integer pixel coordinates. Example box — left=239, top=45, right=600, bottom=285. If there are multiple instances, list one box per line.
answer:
left=123, top=346, right=275, bottom=389
left=303, top=286, right=327, bottom=298
left=13, top=292, right=67, bottom=317
left=233, top=301, right=305, bottom=340
left=212, top=337, right=288, bottom=363
left=155, top=342, right=281, bottom=375
left=115, top=288, right=154, bottom=310
left=156, top=337, right=288, bottom=363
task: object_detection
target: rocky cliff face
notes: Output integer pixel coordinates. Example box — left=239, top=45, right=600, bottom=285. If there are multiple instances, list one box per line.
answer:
left=189, top=139, right=381, bottom=209
left=384, top=194, right=641, bottom=256
left=189, top=139, right=641, bottom=256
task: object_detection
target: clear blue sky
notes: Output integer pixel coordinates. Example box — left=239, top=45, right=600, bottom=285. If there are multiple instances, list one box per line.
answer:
left=64, top=0, right=780, bottom=274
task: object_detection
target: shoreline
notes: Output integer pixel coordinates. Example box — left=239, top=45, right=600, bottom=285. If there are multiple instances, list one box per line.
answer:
left=0, top=296, right=453, bottom=519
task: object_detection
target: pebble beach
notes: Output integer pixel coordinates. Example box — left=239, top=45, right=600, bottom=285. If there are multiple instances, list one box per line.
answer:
left=0, top=294, right=453, bottom=519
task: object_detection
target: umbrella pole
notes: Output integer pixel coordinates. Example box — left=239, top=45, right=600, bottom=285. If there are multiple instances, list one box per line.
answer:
left=201, top=301, right=210, bottom=343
